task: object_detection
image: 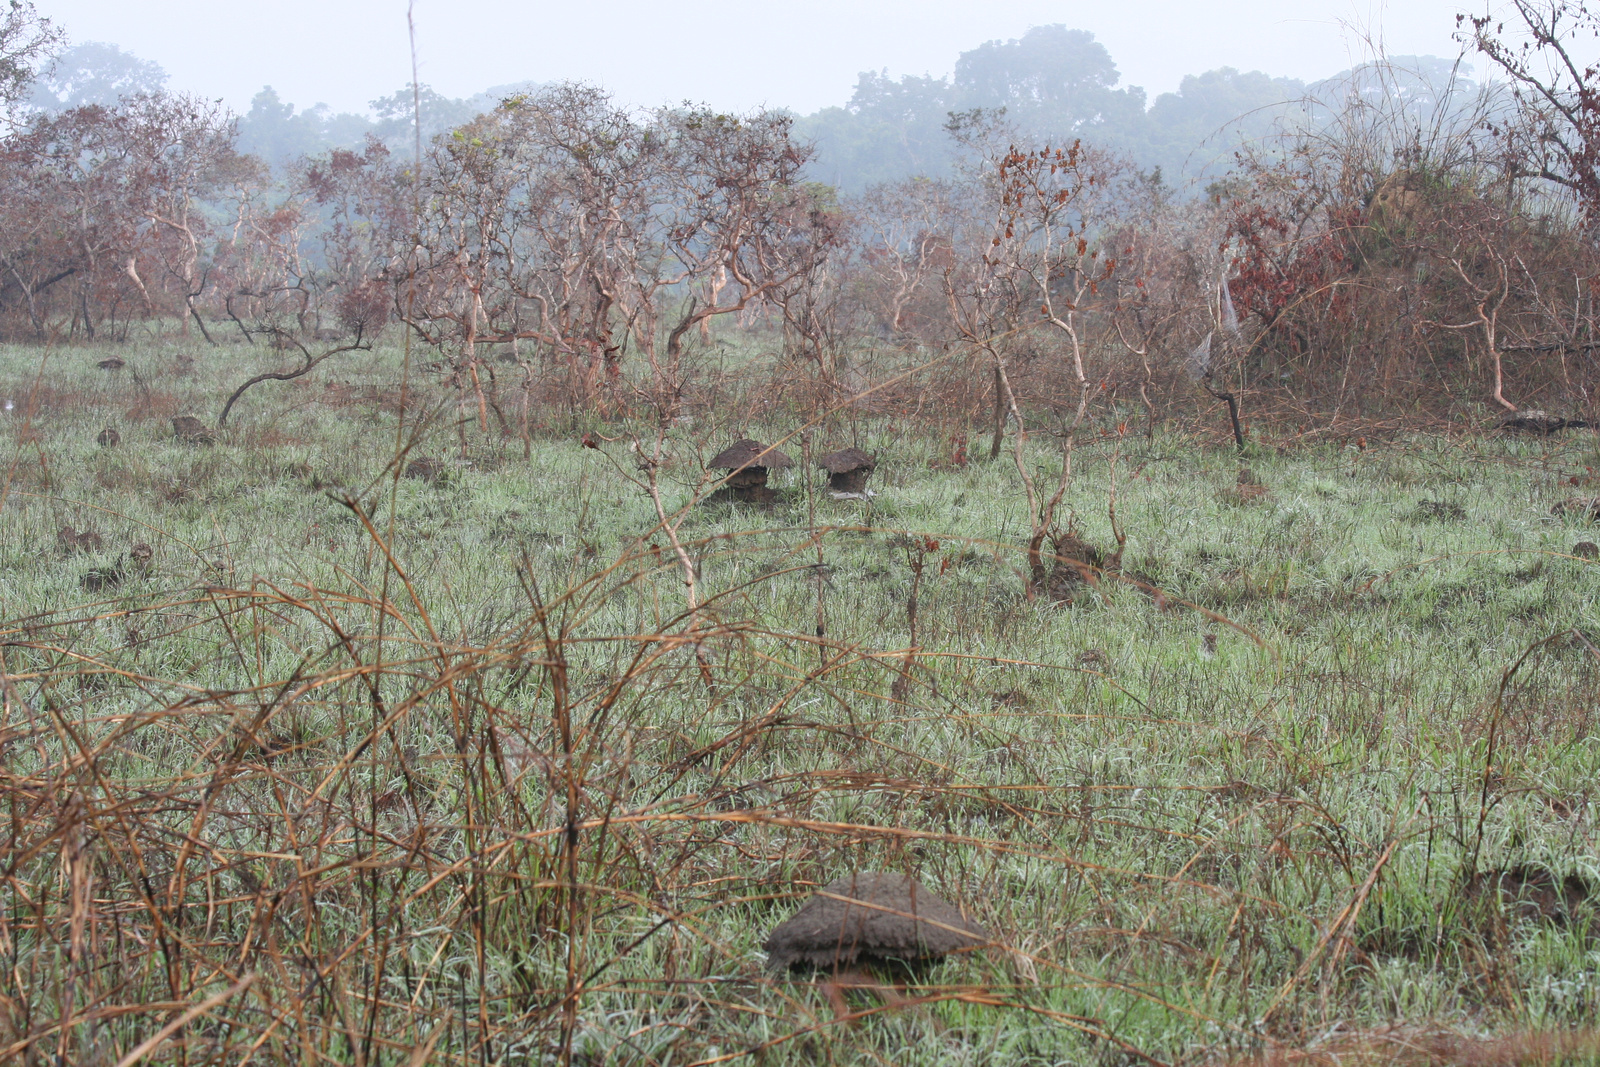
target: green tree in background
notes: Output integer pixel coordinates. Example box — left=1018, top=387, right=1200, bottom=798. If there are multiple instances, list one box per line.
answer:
left=27, top=40, right=162, bottom=110
left=953, top=25, right=1146, bottom=136
left=1140, top=68, right=1308, bottom=180
left=797, top=24, right=1312, bottom=193
left=236, top=87, right=370, bottom=171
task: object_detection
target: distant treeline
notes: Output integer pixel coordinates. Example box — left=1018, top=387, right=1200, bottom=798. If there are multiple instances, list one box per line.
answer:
left=25, top=41, right=542, bottom=172
left=26, top=29, right=1478, bottom=193
left=799, top=27, right=1477, bottom=193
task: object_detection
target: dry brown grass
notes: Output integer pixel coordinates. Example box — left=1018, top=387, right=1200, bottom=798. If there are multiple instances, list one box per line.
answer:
left=1233, top=1028, right=1600, bottom=1066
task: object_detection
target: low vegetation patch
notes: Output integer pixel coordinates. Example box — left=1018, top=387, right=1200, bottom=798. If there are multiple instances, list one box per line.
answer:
left=4, top=342, right=1600, bottom=1064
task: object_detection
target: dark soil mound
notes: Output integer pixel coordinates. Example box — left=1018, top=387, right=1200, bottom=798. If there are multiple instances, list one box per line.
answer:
left=405, top=457, right=446, bottom=483
left=818, top=448, right=876, bottom=494
left=1415, top=500, right=1467, bottom=522
left=1553, top=497, right=1600, bottom=522
left=1461, top=865, right=1594, bottom=929
left=1029, top=532, right=1115, bottom=604
left=710, top=439, right=794, bottom=493
left=80, top=565, right=121, bottom=592
left=58, top=526, right=103, bottom=553
left=818, top=448, right=874, bottom=474
left=171, top=416, right=214, bottom=445
left=762, top=872, right=987, bottom=972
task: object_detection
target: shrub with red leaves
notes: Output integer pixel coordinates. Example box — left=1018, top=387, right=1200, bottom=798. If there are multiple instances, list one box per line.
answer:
left=1224, top=201, right=1357, bottom=330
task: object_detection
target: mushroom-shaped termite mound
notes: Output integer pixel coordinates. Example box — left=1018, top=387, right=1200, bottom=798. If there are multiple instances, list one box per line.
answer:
left=762, top=872, right=988, bottom=973
left=707, top=439, right=794, bottom=504
left=818, top=448, right=877, bottom=498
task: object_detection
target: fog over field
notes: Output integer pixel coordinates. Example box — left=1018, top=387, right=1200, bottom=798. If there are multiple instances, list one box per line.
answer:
left=32, top=0, right=1483, bottom=187
left=40, top=0, right=1471, bottom=115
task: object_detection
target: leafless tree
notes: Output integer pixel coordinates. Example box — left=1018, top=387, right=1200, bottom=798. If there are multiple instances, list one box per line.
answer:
left=848, top=177, right=958, bottom=338
left=0, top=91, right=250, bottom=338
left=393, top=87, right=837, bottom=425
left=1461, top=1, right=1600, bottom=214
left=945, top=138, right=1125, bottom=593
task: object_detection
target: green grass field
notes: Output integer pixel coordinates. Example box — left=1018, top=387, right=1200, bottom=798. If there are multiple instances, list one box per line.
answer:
left=4, top=335, right=1600, bottom=1065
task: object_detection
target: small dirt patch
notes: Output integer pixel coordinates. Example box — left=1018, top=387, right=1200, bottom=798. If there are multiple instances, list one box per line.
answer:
left=1221, top=468, right=1269, bottom=505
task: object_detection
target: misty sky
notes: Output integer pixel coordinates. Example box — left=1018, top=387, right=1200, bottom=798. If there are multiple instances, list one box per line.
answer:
left=38, top=0, right=1485, bottom=116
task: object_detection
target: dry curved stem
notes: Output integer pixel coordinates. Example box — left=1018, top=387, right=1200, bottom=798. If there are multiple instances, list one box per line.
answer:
left=217, top=325, right=371, bottom=426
